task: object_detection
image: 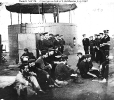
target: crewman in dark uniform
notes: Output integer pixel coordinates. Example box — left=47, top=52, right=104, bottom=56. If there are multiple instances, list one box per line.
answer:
left=102, top=30, right=110, bottom=57
left=82, top=34, right=90, bottom=54
left=35, top=50, right=54, bottom=78
left=59, top=35, right=65, bottom=54
left=41, top=32, right=52, bottom=51
left=95, top=34, right=106, bottom=64
left=0, top=44, right=3, bottom=64
left=76, top=52, right=84, bottom=73
left=53, top=34, right=61, bottom=50
left=89, top=36, right=95, bottom=61
left=78, top=54, right=99, bottom=79
left=36, top=33, right=44, bottom=58
left=48, top=34, right=55, bottom=49
left=20, top=48, right=36, bottom=64
left=55, top=58, right=74, bottom=81
left=99, top=33, right=104, bottom=52
left=94, top=34, right=98, bottom=61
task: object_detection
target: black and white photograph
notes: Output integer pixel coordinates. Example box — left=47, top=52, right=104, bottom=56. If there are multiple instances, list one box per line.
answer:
left=0, top=0, right=114, bottom=100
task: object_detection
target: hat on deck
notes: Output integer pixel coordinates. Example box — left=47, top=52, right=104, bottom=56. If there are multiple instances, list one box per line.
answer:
left=40, top=33, right=44, bottom=36
left=82, top=55, right=87, bottom=59
left=41, top=50, right=48, bottom=55
left=85, top=54, right=91, bottom=58
left=89, top=36, right=93, bottom=38
left=61, top=55, right=68, bottom=61
left=27, top=59, right=36, bottom=63
left=43, top=32, right=48, bottom=35
left=97, top=34, right=100, bottom=36
left=59, top=35, right=63, bottom=37
left=18, top=63, right=28, bottom=69
left=103, top=30, right=109, bottom=33
left=77, top=52, right=83, bottom=55
left=82, top=34, right=86, bottom=36
left=99, top=33, right=103, bottom=35
left=40, top=32, right=48, bottom=36
left=24, top=48, right=28, bottom=52
left=49, top=34, right=54, bottom=36
left=48, top=48, right=55, bottom=51
left=55, top=34, right=59, bottom=36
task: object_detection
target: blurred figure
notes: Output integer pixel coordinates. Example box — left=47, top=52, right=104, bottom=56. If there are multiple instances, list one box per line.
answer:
left=59, top=35, right=65, bottom=54
left=55, top=58, right=74, bottom=82
left=82, top=34, right=90, bottom=54
left=99, top=33, right=104, bottom=52
left=102, top=30, right=110, bottom=57
left=41, top=32, right=51, bottom=51
left=73, top=37, right=76, bottom=46
left=20, top=48, right=36, bottom=64
left=89, top=36, right=95, bottom=61
left=36, top=33, right=44, bottom=58
left=78, top=54, right=99, bottom=79
left=94, top=34, right=99, bottom=61
left=110, top=34, right=114, bottom=50
left=15, top=63, right=45, bottom=99
left=99, top=55, right=110, bottom=83
left=76, top=52, right=84, bottom=73
left=48, top=33, right=55, bottom=49
left=53, top=34, right=60, bottom=50
left=95, top=34, right=105, bottom=64
left=35, top=50, right=52, bottom=75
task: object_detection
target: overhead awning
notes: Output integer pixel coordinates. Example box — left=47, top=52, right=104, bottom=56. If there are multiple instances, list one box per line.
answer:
left=5, top=3, right=77, bottom=14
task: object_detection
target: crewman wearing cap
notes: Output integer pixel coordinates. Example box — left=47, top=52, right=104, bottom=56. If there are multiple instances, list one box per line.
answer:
left=76, top=52, right=84, bottom=70
left=99, top=33, right=104, bottom=51
left=35, top=50, right=52, bottom=75
left=15, top=61, right=46, bottom=97
left=89, top=36, right=95, bottom=61
left=53, top=34, right=61, bottom=49
left=98, top=55, right=110, bottom=83
left=85, top=54, right=94, bottom=70
left=78, top=55, right=89, bottom=78
left=59, top=35, right=65, bottom=54
left=41, top=32, right=52, bottom=51
left=78, top=54, right=99, bottom=79
left=20, top=48, right=36, bottom=64
left=55, top=56, right=74, bottom=81
left=102, top=30, right=110, bottom=56
left=36, top=33, right=44, bottom=58
left=48, top=33, right=55, bottom=49
left=82, top=34, right=90, bottom=54
left=94, top=34, right=99, bottom=61
left=94, top=33, right=104, bottom=63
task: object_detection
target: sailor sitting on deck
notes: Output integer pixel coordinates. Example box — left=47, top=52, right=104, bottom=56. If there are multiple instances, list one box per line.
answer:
left=76, top=52, right=85, bottom=74
left=14, top=62, right=45, bottom=98
left=27, top=58, right=61, bottom=90
left=20, top=48, right=36, bottom=64
left=55, top=57, right=77, bottom=85
left=78, top=54, right=100, bottom=79
left=35, top=50, right=52, bottom=75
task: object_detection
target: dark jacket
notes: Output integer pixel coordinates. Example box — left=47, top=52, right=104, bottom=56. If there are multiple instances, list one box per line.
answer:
left=55, top=63, right=72, bottom=80
left=35, top=56, right=50, bottom=70
left=20, top=52, right=36, bottom=63
left=89, top=40, right=95, bottom=49
left=82, top=38, right=90, bottom=47
left=77, top=56, right=84, bottom=69
left=103, top=35, right=110, bottom=50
